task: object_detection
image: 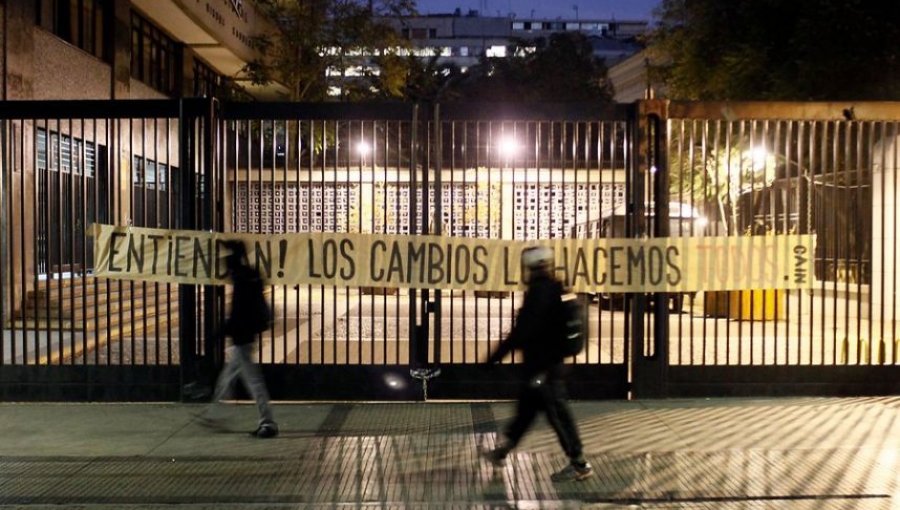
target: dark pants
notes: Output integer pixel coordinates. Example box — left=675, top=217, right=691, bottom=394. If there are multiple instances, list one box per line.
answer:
left=504, top=375, right=583, bottom=460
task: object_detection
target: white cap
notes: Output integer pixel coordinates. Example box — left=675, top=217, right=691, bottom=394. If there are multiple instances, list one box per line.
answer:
left=521, top=246, right=554, bottom=268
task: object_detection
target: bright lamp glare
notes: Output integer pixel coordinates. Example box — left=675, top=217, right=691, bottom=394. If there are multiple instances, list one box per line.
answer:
left=357, top=141, right=372, bottom=157
left=750, top=147, right=768, bottom=171
left=498, top=136, right=519, bottom=158
left=696, top=216, right=709, bottom=229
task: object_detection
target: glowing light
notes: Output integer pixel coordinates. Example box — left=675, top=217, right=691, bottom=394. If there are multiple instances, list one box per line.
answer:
left=750, top=147, right=768, bottom=171
left=357, top=140, right=372, bottom=157
left=383, top=373, right=407, bottom=390
left=696, top=216, right=709, bottom=229
left=498, top=136, right=520, bottom=159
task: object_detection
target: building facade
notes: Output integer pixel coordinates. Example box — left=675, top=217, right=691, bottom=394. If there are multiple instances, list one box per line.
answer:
left=607, top=49, right=666, bottom=103
left=383, top=11, right=647, bottom=71
left=1, top=0, right=284, bottom=101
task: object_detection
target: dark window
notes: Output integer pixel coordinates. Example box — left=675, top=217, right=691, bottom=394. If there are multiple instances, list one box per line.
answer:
left=36, top=0, right=111, bottom=62
left=36, top=128, right=109, bottom=275
left=130, top=12, right=181, bottom=96
left=192, top=59, right=222, bottom=97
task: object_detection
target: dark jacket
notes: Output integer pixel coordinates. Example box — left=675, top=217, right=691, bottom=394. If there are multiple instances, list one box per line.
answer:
left=223, top=264, right=271, bottom=343
left=487, top=272, right=564, bottom=378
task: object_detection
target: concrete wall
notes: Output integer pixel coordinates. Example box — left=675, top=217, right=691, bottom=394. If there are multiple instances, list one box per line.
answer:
left=33, top=30, right=111, bottom=99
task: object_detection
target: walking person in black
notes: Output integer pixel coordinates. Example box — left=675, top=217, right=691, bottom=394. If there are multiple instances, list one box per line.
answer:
left=483, top=246, right=593, bottom=481
left=197, top=240, right=278, bottom=438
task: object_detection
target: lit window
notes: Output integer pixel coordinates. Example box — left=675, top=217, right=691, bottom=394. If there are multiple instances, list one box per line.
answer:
left=512, top=22, right=525, bottom=30
left=486, top=45, right=507, bottom=57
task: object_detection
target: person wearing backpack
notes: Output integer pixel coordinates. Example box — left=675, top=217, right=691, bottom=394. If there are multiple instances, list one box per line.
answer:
left=482, top=246, right=593, bottom=482
left=196, top=240, right=278, bottom=438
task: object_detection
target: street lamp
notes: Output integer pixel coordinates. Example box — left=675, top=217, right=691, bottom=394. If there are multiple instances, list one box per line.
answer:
left=498, top=135, right=520, bottom=161
left=357, top=140, right=372, bottom=158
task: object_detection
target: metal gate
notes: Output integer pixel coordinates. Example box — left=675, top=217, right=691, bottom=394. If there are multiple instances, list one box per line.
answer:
left=644, top=101, right=900, bottom=397
left=220, top=102, right=633, bottom=400
left=0, top=99, right=215, bottom=400
left=4, top=99, right=900, bottom=401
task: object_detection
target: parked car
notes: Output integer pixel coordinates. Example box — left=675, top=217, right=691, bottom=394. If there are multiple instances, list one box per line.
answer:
left=571, top=201, right=708, bottom=311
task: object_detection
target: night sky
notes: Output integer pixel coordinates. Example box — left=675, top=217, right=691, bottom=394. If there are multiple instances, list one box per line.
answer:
left=414, top=0, right=660, bottom=21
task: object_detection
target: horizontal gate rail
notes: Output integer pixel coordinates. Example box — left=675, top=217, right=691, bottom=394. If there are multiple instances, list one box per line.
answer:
left=0, top=99, right=208, bottom=120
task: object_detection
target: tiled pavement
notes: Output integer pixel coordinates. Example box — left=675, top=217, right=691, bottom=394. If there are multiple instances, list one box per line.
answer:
left=2, top=398, right=900, bottom=509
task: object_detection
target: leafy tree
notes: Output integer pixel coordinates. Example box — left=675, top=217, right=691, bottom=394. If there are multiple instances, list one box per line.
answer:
left=447, top=32, right=613, bottom=102
left=647, top=0, right=900, bottom=101
left=401, top=55, right=466, bottom=102
left=248, top=0, right=416, bottom=101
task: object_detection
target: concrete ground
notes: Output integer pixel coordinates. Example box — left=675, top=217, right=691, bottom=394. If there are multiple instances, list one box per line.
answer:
left=2, top=397, right=900, bottom=509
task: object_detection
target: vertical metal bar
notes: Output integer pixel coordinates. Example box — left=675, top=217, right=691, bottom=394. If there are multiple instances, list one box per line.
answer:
left=831, top=121, right=840, bottom=364
left=812, top=120, right=820, bottom=365
left=382, top=120, right=390, bottom=364
left=856, top=121, right=865, bottom=363
left=679, top=119, right=688, bottom=366
left=343, top=120, right=350, bottom=365
left=372, top=120, right=380, bottom=365
left=281, top=118, right=289, bottom=365
left=35, top=119, right=43, bottom=366
left=11, top=118, right=22, bottom=366
left=723, top=120, right=734, bottom=364
left=308, top=119, right=316, bottom=364
left=65, top=118, right=74, bottom=365
left=800, top=120, right=810, bottom=363
left=79, top=118, right=88, bottom=365
left=0, top=118, right=7, bottom=366
left=408, top=108, right=419, bottom=367
left=125, top=117, right=133, bottom=365
left=433, top=107, right=443, bottom=366
left=294, top=119, right=301, bottom=364
left=152, top=117, right=159, bottom=364
left=54, top=119, right=64, bottom=365
left=17, top=118, right=27, bottom=366
left=141, top=118, right=148, bottom=364
left=783, top=119, right=793, bottom=364
left=598, top=120, right=608, bottom=363
left=842, top=120, right=852, bottom=363
left=876, top=121, right=885, bottom=364
left=882, top=122, right=900, bottom=365
left=394, top=118, right=401, bottom=363
left=164, top=117, right=171, bottom=364
left=474, top=120, right=480, bottom=361
left=105, top=118, right=113, bottom=366
left=178, top=101, right=198, bottom=388
left=449, top=118, right=456, bottom=365
left=358, top=120, right=364, bottom=365
left=699, top=119, right=709, bottom=365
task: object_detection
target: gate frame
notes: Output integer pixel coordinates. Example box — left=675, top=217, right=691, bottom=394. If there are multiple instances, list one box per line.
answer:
left=645, top=100, right=900, bottom=398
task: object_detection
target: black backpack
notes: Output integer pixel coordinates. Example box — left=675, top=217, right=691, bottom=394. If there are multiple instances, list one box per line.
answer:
left=558, top=292, right=586, bottom=358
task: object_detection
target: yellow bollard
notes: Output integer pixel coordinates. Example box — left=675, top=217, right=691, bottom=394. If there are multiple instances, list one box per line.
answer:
left=859, top=338, right=869, bottom=364
left=840, top=337, right=849, bottom=365
left=878, top=338, right=887, bottom=365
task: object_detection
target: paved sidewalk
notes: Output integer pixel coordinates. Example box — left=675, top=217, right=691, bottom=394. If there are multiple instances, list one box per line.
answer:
left=2, top=397, right=900, bottom=509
